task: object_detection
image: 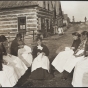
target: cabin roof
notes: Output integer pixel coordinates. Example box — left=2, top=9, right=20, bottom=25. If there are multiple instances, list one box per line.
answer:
left=0, top=1, right=38, bottom=9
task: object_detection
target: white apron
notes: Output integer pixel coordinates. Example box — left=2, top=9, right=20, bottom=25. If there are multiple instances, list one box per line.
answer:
left=18, top=45, right=33, bottom=67
left=0, top=64, right=18, bottom=87
left=72, top=58, right=88, bottom=87
left=31, top=53, right=50, bottom=72
left=52, top=47, right=74, bottom=73
left=3, top=55, right=28, bottom=79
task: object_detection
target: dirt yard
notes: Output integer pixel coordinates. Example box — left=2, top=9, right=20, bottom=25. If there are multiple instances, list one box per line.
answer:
left=14, top=23, right=88, bottom=87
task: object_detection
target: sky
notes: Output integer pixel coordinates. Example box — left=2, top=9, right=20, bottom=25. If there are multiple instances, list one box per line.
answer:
left=61, top=1, right=88, bottom=22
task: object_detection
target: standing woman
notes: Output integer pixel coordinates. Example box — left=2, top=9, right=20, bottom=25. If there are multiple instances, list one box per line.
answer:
left=10, top=33, right=24, bottom=56
left=30, top=37, right=53, bottom=80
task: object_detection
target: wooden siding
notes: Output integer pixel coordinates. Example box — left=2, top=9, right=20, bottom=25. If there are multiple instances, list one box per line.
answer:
left=0, top=7, right=38, bottom=32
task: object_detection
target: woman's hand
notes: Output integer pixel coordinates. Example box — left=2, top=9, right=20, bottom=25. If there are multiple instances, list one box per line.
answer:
left=3, top=60, right=7, bottom=65
left=42, top=52, right=45, bottom=56
left=37, top=52, right=40, bottom=56
left=74, top=54, right=80, bottom=57
left=71, top=47, right=75, bottom=50
left=8, top=54, right=12, bottom=57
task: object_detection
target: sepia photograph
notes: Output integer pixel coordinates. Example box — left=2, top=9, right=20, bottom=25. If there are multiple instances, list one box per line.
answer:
left=0, top=0, right=88, bottom=87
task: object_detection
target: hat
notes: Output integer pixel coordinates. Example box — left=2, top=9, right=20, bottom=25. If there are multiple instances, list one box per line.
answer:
left=72, top=32, right=81, bottom=37
left=16, top=33, right=22, bottom=38
left=81, top=31, right=88, bottom=36
left=1, top=35, right=7, bottom=42
left=36, top=37, right=42, bottom=41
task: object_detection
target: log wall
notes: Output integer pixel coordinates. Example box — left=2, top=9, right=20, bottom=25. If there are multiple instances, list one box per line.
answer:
left=0, top=7, right=38, bottom=32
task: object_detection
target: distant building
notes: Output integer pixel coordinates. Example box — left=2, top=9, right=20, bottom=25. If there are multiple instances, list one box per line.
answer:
left=0, top=1, right=63, bottom=37
left=63, top=13, right=70, bottom=26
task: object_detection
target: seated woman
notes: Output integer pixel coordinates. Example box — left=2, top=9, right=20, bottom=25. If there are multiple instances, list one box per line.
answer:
left=1, top=35, right=28, bottom=79
left=52, top=32, right=81, bottom=73
left=0, top=36, right=18, bottom=87
left=72, top=31, right=88, bottom=87
left=18, top=42, right=33, bottom=68
left=30, top=37, right=53, bottom=80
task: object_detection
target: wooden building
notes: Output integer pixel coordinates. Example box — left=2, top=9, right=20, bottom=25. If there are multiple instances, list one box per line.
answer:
left=62, top=12, right=70, bottom=26
left=0, top=1, right=63, bottom=37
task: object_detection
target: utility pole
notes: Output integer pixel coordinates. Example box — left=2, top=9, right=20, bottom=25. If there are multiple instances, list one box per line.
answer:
left=84, top=17, right=87, bottom=22
left=72, top=16, right=75, bottom=22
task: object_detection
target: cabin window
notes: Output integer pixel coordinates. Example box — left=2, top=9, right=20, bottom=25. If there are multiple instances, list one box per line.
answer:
left=18, top=17, right=26, bottom=33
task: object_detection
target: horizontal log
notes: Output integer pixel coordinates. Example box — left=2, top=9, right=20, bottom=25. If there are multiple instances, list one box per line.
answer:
left=0, top=8, right=37, bottom=14
left=0, top=21, right=17, bottom=24
left=0, top=11, right=37, bottom=16
left=0, top=18, right=17, bottom=21
left=37, top=10, right=53, bottom=16
left=27, top=24, right=37, bottom=27
left=0, top=13, right=37, bottom=19
left=0, top=13, right=37, bottom=18
left=37, top=14, right=52, bottom=18
left=0, top=7, right=37, bottom=13
left=0, top=28, right=17, bottom=31
left=27, top=27, right=37, bottom=31
left=27, top=16, right=38, bottom=19
left=0, top=25, right=17, bottom=28
left=26, top=19, right=37, bottom=23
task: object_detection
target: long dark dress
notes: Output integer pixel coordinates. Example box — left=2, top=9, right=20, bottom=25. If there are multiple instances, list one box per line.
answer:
left=71, top=38, right=81, bottom=52
left=30, top=44, right=53, bottom=80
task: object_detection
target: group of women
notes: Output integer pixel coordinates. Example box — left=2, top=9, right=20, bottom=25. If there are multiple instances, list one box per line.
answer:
left=0, top=34, right=32, bottom=87
left=0, top=30, right=88, bottom=87
left=0, top=33, right=54, bottom=87
left=52, top=31, right=88, bottom=87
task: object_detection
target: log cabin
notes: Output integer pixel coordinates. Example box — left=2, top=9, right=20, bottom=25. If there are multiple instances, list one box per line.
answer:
left=0, top=1, right=63, bottom=37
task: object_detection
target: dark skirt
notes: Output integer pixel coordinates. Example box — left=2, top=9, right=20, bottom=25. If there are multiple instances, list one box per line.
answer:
left=30, top=68, right=54, bottom=80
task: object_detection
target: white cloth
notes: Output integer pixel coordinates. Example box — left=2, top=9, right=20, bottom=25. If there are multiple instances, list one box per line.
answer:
left=52, top=47, right=74, bottom=73
left=18, top=45, right=33, bottom=67
left=3, top=55, right=28, bottom=79
left=0, top=64, right=18, bottom=87
left=31, top=53, right=50, bottom=72
left=63, top=50, right=85, bottom=73
left=58, top=27, right=64, bottom=34
left=37, top=45, right=43, bottom=50
left=58, top=28, right=62, bottom=34
left=72, top=58, right=88, bottom=87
